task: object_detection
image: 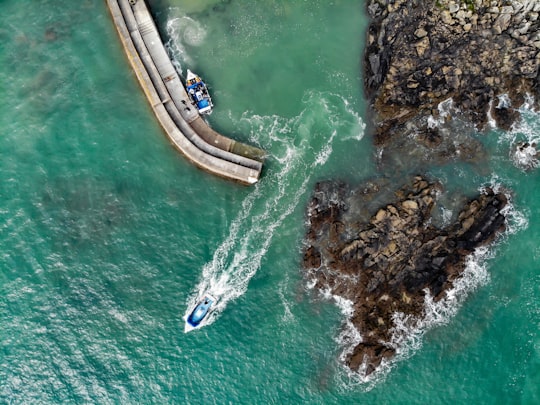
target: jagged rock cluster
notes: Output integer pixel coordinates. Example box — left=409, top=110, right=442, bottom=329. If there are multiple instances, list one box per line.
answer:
left=303, top=177, right=507, bottom=375
left=365, top=0, right=540, bottom=146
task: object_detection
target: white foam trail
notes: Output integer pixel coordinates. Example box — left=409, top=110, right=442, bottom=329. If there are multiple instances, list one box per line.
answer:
left=317, top=289, right=363, bottom=367
left=184, top=91, right=365, bottom=332
left=335, top=98, right=366, bottom=142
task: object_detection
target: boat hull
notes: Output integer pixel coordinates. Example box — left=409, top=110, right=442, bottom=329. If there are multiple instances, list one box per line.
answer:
left=185, top=294, right=216, bottom=331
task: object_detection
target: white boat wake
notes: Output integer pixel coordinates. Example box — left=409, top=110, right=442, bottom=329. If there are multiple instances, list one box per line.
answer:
left=183, top=90, right=365, bottom=332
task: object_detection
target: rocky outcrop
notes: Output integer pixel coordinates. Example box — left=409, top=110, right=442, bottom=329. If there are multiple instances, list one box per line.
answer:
left=365, top=0, right=539, bottom=150
left=303, top=176, right=507, bottom=376
left=301, top=0, right=534, bottom=378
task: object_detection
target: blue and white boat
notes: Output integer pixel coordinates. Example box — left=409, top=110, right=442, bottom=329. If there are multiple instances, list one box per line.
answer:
left=185, top=294, right=217, bottom=331
left=185, top=69, right=213, bottom=115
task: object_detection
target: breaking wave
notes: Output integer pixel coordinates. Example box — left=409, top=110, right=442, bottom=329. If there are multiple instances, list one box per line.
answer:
left=427, top=98, right=456, bottom=129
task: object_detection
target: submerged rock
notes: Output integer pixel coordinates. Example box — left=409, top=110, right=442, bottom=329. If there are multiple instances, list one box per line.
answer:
left=302, top=176, right=507, bottom=376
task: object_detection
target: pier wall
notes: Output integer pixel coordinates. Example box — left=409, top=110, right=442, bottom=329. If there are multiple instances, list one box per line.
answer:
left=106, top=0, right=264, bottom=185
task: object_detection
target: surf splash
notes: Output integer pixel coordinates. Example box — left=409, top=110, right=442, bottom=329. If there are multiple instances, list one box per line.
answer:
left=184, top=90, right=365, bottom=332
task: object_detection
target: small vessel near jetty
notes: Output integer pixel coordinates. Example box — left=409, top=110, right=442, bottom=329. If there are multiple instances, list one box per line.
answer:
left=185, top=294, right=217, bottom=331
left=185, top=69, right=213, bottom=114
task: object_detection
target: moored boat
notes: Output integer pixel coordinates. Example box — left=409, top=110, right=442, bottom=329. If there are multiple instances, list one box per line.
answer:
left=185, top=294, right=217, bottom=331
left=185, top=69, right=213, bottom=114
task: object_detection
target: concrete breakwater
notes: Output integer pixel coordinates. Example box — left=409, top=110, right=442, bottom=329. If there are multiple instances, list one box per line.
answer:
left=106, top=0, right=265, bottom=185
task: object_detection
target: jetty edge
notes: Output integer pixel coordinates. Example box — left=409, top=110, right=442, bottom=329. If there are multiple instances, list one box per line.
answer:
left=105, top=0, right=265, bottom=185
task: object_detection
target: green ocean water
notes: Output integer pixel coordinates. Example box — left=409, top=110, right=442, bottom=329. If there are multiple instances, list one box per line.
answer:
left=0, top=0, right=538, bottom=403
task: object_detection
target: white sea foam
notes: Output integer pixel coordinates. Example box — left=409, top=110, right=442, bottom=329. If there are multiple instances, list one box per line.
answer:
left=184, top=91, right=365, bottom=332
left=508, top=108, right=539, bottom=171
left=513, top=143, right=539, bottom=170
left=317, top=288, right=364, bottom=365
left=428, top=98, right=455, bottom=129
left=497, top=93, right=511, bottom=109
left=521, top=93, right=536, bottom=111
left=305, top=277, right=317, bottom=290
left=108, top=308, right=128, bottom=325
left=165, top=12, right=207, bottom=72
left=438, top=98, right=454, bottom=118
left=486, top=98, right=497, bottom=129
left=336, top=98, right=366, bottom=142
left=439, top=207, right=453, bottom=227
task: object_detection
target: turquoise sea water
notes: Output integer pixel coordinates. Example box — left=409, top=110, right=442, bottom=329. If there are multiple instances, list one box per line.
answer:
left=1, top=0, right=538, bottom=403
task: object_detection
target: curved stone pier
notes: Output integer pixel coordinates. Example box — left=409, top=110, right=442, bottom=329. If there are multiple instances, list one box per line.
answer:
left=106, top=0, right=265, bottom=185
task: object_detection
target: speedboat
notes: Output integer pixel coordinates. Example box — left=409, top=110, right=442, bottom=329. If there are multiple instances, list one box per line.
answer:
left=186, top=294, right=217, bottom=330
left=185, top=69, right=213, bottom=114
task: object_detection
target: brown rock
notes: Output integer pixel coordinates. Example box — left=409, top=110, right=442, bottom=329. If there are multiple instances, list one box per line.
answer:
left=302, top=177, right=508, bottom=376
